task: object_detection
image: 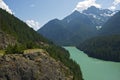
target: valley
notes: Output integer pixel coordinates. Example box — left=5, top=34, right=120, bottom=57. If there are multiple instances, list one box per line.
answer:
left=0, top=0, right=120, bottom=80
left=38, top=6, right=120, bottom=62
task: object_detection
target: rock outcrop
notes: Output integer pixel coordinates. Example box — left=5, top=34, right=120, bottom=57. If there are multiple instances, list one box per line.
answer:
left=0, top=49, right=72, bottom=80
left=0, top=31, right=17, bottom=49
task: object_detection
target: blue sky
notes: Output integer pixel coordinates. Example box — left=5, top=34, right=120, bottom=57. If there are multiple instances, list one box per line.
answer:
left=1, top=0, right=120, bottom=30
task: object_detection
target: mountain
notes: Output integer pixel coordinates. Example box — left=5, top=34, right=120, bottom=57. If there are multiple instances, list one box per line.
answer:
left=38, top=10, right=97, bottom=46
left=62, top=10, right=97, bottom=45
left=0, top=8, right=83, bottom=80
left=38, top=6, right=117, bottom=46
left=38, top=19, right=73, bottom=45
left=0, top=8, right=49, bottom=49
left=100, top=11, right=120, bottom=35
left=83, top=6, right=117, bottom=28
left=78, top=11, right=120, bottom=62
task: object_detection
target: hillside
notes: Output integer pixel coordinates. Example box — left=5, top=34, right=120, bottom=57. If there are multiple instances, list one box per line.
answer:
left=39, top=19, right=73, bottom=45
left=78, top=35, right=120, bottom=62
left=83, top=6, right=116, bottom=27
left=38, top=10, right=97, bottom=46
left=100, top=11, right=120, bottom=35
left=0, top=49, right=72, bottom=80
left=0, top=8, right=49, bottom=49
left=63, top=10, right=97, bottom=45
left=78, top=11, right=120, bottom=62
left=0, top=8, right=83, bottom=80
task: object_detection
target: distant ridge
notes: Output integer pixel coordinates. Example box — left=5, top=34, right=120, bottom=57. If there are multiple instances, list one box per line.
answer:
left=38, top=6, right=116, bottom=46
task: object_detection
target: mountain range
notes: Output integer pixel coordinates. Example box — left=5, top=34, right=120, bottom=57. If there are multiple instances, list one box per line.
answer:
left=82, top=6, right=117, bottom=28
left=38, top=6, right=120, bottom=62
left=38, top=6, right=117, bottom=46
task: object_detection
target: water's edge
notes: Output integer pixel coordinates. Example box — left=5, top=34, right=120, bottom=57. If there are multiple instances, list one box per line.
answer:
left=64, top=46, right=120, bottom=80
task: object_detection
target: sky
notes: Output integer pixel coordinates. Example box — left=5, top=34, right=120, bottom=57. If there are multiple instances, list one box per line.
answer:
left=0, top=0, right=120, bottom=30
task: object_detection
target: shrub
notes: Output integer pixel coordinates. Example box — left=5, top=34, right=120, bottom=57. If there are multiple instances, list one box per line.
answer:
left=5, top=44, right=24, bottom=54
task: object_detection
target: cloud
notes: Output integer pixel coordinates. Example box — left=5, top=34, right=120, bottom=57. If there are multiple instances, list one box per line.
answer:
left=109, top=0, right=120, bottom=10
left=113, top=0, right=120, bottom=5
left=109, top=6, right=116, bottom=10
left=74, top=0, right=101, bottom=12
left=0, top=0, right=12, bottom=14
left=26, top=20, right=40, bottom=31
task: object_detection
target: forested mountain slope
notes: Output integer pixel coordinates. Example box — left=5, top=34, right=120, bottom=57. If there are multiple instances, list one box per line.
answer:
left=38, top=6, right=116, bottom=46
left=38, top=10, right=97, bottom=46
left=0, top=8, right=83, bottom=80
left=78, top=11, right=120, bottom=62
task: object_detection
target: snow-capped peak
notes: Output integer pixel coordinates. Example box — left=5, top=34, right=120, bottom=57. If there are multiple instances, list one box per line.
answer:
left=81, top=6, right=118, bottom=27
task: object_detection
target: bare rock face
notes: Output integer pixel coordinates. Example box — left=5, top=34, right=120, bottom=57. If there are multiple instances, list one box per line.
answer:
left=0, top=50, right=73, bottom=80
left=0, top=31, right=17, bottom=49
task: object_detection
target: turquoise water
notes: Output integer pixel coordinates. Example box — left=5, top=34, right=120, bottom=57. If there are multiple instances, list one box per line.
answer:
left=64, top=47, right=120, bottom=80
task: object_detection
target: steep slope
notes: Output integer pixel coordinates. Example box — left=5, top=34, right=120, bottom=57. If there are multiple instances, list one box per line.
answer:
left=38, top=19, right=73, bottom=45
left=62, top=11, right=97, bottom=45
left=0, top=49, right=72, bottom=80
left=0, top=8, right=49, bottom=49
left=78, top=35, right=120, bottom=62
left=78, top=11, right=120, bottom=62
left=0, top=31, right=17, bottom=49
left=38, top=10, right=97, bottom=46
left=38, top=6, right=116, bottom=46
left=100, top=11, right=120, bottom=35
left=0, top=8, right=83, bottom=80
left=83, top=6, right=116, bottom=28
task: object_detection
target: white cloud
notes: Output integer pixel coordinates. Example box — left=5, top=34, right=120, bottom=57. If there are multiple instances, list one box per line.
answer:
left=109, top=0, right=120, bottom=10
left=113, top=0, right=120, bottom=5
left=26, top=20, right=40, bottom=31
left=0, top=0, right=12, bottom=14
left=74, top=0, right=101, bottom=12
left=109, top=6, right=116, bottom=10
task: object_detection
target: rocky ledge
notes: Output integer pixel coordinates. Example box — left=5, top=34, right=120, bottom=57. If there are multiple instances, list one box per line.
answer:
left=0, top=49, right=73, bottom=80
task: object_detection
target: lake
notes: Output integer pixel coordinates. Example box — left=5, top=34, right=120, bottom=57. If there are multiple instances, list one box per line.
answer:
left=64, top=47, right=120, bottom=80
